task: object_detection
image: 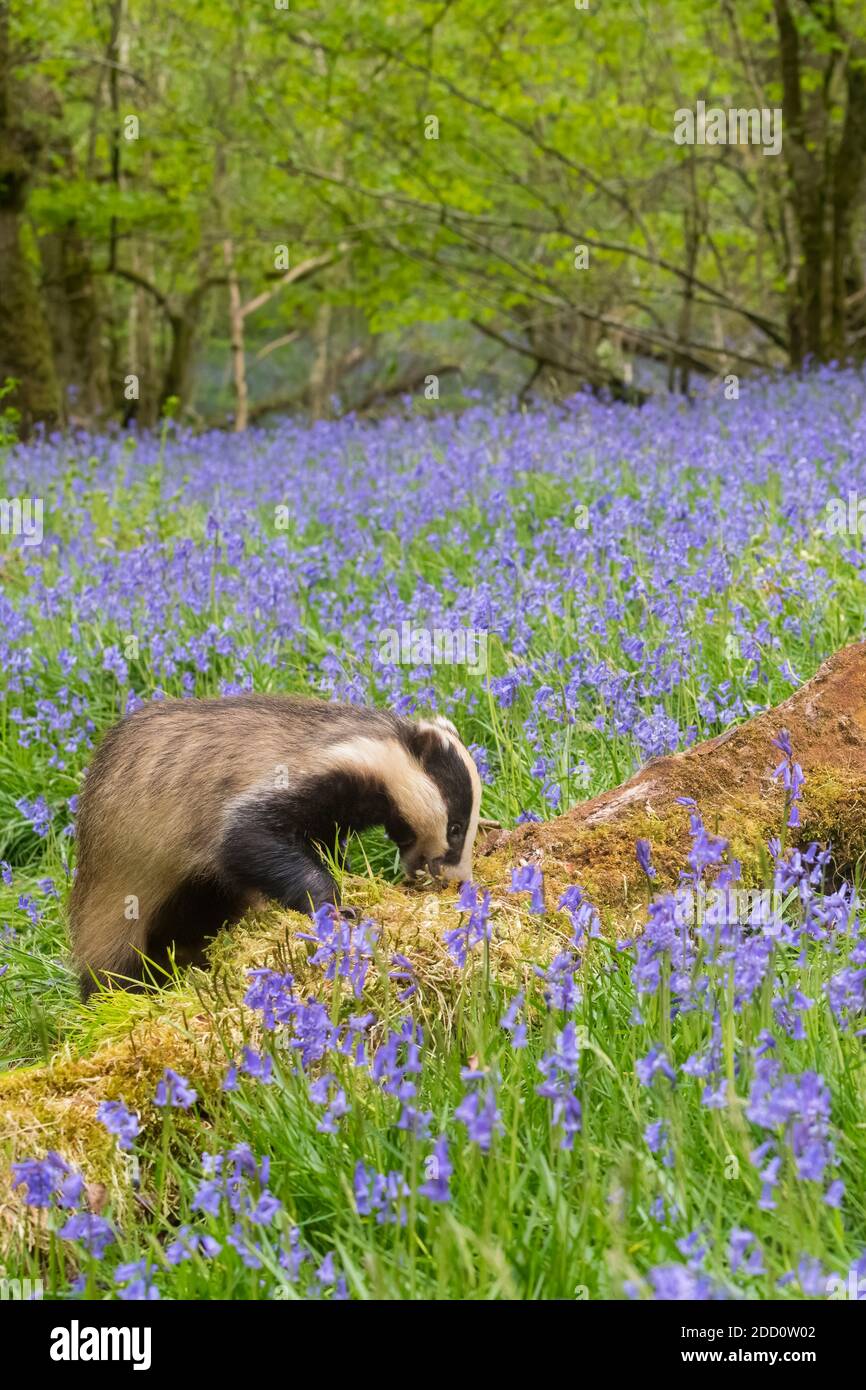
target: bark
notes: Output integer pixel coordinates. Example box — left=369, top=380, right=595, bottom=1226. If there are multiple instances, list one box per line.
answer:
left=772, top=0, right=866, bottom=365
left=106, top=0, right=123, bottom=273
left=223, top=238, right=248, bottom=431
left=40, top=222, right=110, bottom=424
left=159, top=309, right=198, bottom=414
left=669, top=154, right=701, bottom=397
left=308, top=298, right=334, bottom=418
left=830, top=58, right=866, bottom=359
left=0, top=1, right=59, bottom=434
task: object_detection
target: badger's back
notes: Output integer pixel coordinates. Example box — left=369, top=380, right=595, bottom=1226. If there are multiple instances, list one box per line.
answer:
left=76, top=695, right=399, bottom=862
left=69, top=694, right=480, bottom=997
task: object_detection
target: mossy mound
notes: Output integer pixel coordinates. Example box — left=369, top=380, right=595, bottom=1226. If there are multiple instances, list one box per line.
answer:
left=0, top=876, right=566, bottom=1247
left=0, top=1017, right=221, bottom=1240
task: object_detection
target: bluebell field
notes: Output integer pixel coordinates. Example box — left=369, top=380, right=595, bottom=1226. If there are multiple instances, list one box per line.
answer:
left=3, top=369, right=866, bottom=1300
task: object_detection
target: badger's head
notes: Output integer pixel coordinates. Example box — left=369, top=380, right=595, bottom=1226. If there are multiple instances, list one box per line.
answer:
left=396, top=715, right=482, bottom=885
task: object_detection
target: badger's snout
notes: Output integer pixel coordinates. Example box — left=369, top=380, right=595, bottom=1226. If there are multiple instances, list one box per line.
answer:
left=439, top=856, right=472, bottom=884
left=401, top=849, right=441, bottom=881
left=400, top=850, right=473, bottom=886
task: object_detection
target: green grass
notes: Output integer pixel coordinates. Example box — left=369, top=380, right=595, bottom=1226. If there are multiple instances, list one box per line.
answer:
left=7, top=885, right=866, bottom=1302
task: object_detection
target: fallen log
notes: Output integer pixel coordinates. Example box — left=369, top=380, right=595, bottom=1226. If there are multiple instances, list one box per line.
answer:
left=478, top=641, right=866, bottom=925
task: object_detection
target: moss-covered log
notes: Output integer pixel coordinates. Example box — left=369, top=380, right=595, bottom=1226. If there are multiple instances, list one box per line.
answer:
left=480, top=640, right=866, bottom=921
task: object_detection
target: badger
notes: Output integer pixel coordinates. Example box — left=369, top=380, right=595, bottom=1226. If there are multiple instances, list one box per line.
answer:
left=69, top=695, right=482, bottom=998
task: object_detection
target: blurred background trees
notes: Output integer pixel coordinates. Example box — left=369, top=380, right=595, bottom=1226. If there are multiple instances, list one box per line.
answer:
left=1, top=0, right=865, bottom=434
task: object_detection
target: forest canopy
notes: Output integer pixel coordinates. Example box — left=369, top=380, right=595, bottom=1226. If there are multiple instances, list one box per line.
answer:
left=1, top=0, right=865, bottom=434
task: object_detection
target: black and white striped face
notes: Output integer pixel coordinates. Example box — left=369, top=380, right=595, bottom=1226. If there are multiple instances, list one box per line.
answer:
left=399, top=717, right=482, bottom=885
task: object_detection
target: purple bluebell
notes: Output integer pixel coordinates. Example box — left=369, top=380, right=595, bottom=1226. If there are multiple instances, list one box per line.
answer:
left=508, top=864, right=545, bottom=914
left=97, top=1100, right=141, bottom=1151
left=115, top=1260, right=160, bottom=1301
left=536, top=1022, right=582, bottom=1149
left=154, top=1068, right=198, bottom=1109
left=418, top=1135, right=452, bottom=1202
left=58, top=1213, right=116, bottom=1258
left=454, top=1076, right=503, bottom=1152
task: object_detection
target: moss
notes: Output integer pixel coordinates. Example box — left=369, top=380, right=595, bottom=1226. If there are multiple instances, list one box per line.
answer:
left=0, top=1016, right=223, bottom=1238
left=0, top=205, right=60, bottom=432
left=480, top=801, right=774, bottom=932
left=481, top=763, right=866, bottom=921
left=797, top=769, right=866, bottom=880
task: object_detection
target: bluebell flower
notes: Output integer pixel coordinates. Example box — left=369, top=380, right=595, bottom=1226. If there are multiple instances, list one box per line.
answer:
left=418, top=1135, right=452, bottom=1202
left=115, top=1260, right=160, bottom=1301
left=500, top=991, right=527, bottom=1048
left=636, top=1045, right=676, bottom=1087
left=508, top=863, right=545, bottom=913
left=165, top=1226, right=222, bottom=1265
left=444, top=882, right=492, bottom=966
left=97, top=1100, right=141, bottom=1151
left=154, top=1068, right=197, bottom=1109
left=537, top=1022, right=582, bottom=1149
left=240, top=1047, right=274, bottom=1083
left=354, top=1162, right=410, bottom=1225
left=12, top=1151, right=80, bottom=1208
left=636, top=839, right=657, bottom=879
left=454, top=1077, right=503, bottom=1152
left=728, top=1228, right=764, bottom=1276
left=58, top=1213, right=116, bottom=1258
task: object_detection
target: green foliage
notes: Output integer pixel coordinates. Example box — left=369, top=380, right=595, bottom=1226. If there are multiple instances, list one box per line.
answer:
left=12, top=0, right=866, bottom=420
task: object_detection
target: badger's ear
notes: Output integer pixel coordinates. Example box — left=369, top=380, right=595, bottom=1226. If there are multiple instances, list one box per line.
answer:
left=406, top=719, right=452, bottom=766
left=432, top=715, right=458, bottom=737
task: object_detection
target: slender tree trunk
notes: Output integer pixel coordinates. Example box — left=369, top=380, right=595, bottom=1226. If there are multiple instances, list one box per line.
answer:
left=672, top=158, right=701, bottom=397
left=773, top=0, right=825, bottom=366
left=798, top=194, right=825, bottom=363
left=107, top=0, right=123, bottom=273
left=308, top=299, right=334, bottom=418
left=223, top=237, right=248, bottom=431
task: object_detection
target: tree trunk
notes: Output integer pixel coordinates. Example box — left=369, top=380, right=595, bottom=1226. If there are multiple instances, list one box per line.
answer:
left=308, top=299, right=334, bottom=419
left=127, top=240, right=160, bottom=428
left=159, top=312, right=197, bottom=415
left=40, top=221, right=110, bottom=425
left=223, top=238, right=248, bottom=431
left=830, top=59, right=866, bottom=359
left=773, top=0, right=826, bottom=366
left=772, top=0, right=866, bottom=367
left=0, top=1, right=59, bottom=435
